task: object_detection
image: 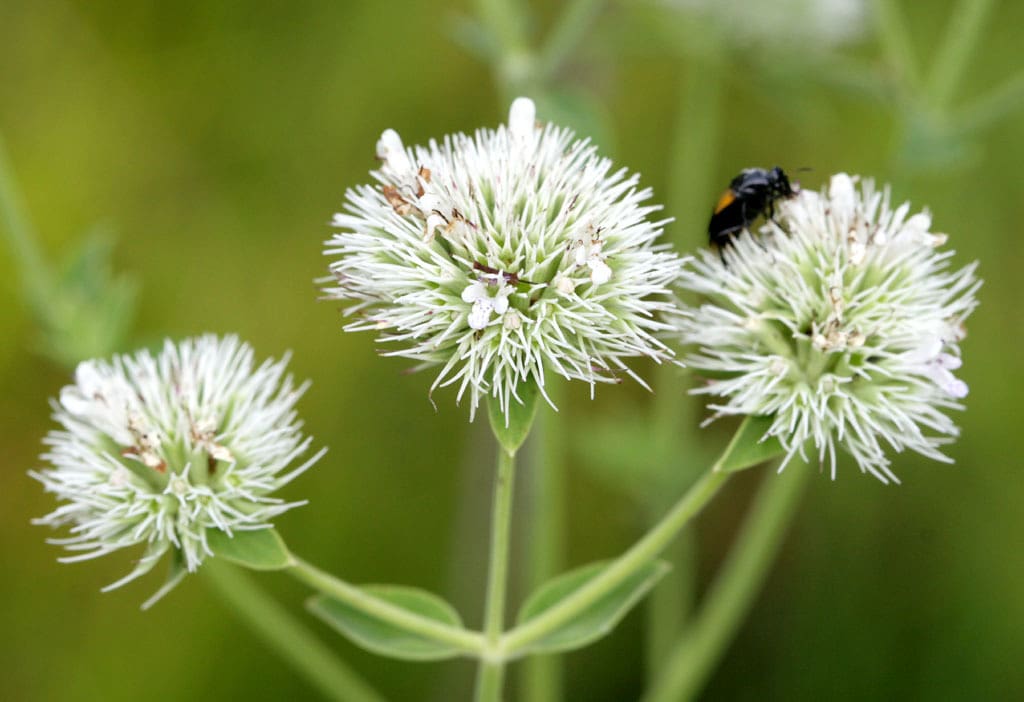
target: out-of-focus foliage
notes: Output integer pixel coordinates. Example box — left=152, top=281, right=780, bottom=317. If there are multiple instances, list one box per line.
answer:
left=2, top=1, right=1022, bottom=700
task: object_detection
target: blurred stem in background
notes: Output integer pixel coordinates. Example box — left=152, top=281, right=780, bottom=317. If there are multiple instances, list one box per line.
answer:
left=873, top=0, right=1019, bottom=174
left=644, top=518, right=695, bottom=685
left=475, top=0, right=604, bottom=101
left=0, top=132, right=136, bottom=366
left=643, top=465, right=810, bottom=702
left=924, top=0, right=995, bottom=111
left=474, top=0, right=533, bottom=99
left=647, top=464, right=806, bottom=699
left=0, top=134, right=53, bottom=315
left=534, top=0, right=606, bottom=88
left=953, top=68, right=1024, bottom=135
left=204, top=561, right=386, bottom=702
left=521, top=384, right=567, bottom=702
left=646, top=44, right=726, bottom=684
left=872, top=0, right=922, bottom=90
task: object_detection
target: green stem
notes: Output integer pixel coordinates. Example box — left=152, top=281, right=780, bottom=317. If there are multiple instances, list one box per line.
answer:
left=288, top=556, right=485, bottom=655
left=0, top=134, right=53, bottom=312
left=536, top=0, right=605, bottom=82
left=203, top=560, right=386, bottom=702
left=872, top=0, right=921, bottom=91
left=482, top=447, right=517, bottom=641
left=642, top=466, right=810, bottom=702
left=645, top=529, right=696, bottom=681
left=474, top=445, right=518, bottom=701
left=474, top=659, right=505, bottom=702
left=520, top=395, right=566, bottom=702
left=926, top=0, right=996, bottom=110
left=502, top=466, right=732, bottom=654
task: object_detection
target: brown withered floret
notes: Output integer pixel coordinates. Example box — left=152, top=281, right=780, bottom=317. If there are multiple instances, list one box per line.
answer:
left=382, top=185, right=412, bottom=216
left=416, top=166, right=431, bottom=198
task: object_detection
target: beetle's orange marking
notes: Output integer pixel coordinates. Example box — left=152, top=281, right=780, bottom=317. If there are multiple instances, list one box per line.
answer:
left=714, top=190, right=736, bottom=214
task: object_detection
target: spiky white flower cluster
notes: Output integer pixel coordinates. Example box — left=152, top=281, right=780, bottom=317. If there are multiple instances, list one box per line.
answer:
left=324, top=98, right=682, bottom=417
left=677, top=173, right=980, bottom=483
left=32, top=335, right=323, bottom=600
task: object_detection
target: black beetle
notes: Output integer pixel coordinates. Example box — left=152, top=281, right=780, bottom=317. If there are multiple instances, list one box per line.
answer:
left=708, top=166, right=796, bottom=251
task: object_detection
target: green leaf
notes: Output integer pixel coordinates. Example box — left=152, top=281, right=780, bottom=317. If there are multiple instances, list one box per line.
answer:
left=487, top=376, right=541, bottom=454
left=715, top=415, right=786, bottom=473
left=36, top=226, right=138, bottom=368
left=513, top=559, right=670, bottom=656
left=307, top=586, right=466, bottom=661
left=208, top=528, right=293, bottom=570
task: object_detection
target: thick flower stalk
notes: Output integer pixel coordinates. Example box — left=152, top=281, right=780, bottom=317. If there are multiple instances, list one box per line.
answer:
left=677, top=173, right=980, bottom=483
left=323, top=98, right=682, bottom=418
left=31, top=335, right=323, bottom=598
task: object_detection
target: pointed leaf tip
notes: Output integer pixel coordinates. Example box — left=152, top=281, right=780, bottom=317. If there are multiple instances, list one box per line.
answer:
left=512, top=559, right=670, bottom=656
left=487, top=377, right=541, bottom=454
left=308, top=585, right=466, bottom=661
left=207, top=528, right=292, bottom=570
left=716, top=415, right=786, bottom=473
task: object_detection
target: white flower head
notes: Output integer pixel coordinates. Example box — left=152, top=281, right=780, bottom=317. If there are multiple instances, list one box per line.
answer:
left=324, top=98, right=683, bottom=418
left=676, top=173, right=980, bottom=483
left=31, top=335, right=324, bottom=604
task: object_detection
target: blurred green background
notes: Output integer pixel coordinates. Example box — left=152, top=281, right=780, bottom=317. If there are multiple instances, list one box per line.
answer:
left=2, top=0, right=1022, bottom=700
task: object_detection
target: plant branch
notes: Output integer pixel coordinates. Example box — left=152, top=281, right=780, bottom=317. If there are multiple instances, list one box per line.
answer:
left=537, top=0, right=605, bottom=82
left=872, top=0, right=921, bottom=91
left=502, top=460, right=733, bottom=655
left=0, top=134, right=53, bottom=312
left=474, top=445, right=518, bottom=701
left=953, top=69, right=1024, bottom=133
left=475, top=0, right=533, bottom=99
left=642, top=465, right=810, bottom=702
left=926, top=0, right=996, bottom=110
left=289, top=556, right=485, bottom=655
